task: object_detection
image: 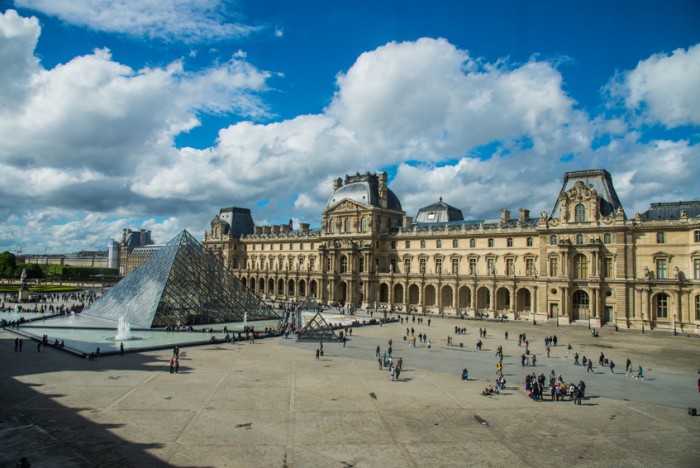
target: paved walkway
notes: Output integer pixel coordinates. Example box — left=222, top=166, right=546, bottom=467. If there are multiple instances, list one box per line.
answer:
left=1, top=316, right=699, bottom=467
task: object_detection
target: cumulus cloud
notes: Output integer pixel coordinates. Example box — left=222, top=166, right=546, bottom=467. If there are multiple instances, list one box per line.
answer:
left=1, top=9, right=698, bottom=254
left=606, top=43, right=700, bottom=127
left=14, top=0, right=259, bottom=43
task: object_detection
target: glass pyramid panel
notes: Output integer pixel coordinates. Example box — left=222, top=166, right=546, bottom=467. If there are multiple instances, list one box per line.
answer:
left=83, top=230, right=281, bottom=328
left=298, top=312, right=338, bottom=341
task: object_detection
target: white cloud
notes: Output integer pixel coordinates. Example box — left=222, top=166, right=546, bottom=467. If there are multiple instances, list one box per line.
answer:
left=607, top=43, right=700, bottom=127
left=14, top=0, right=259, bottom=43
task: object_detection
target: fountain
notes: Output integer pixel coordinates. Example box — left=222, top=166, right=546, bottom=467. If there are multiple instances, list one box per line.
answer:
left=243, top=311, right=248, bottom=330
left=115, top=316, right=132, bottom=341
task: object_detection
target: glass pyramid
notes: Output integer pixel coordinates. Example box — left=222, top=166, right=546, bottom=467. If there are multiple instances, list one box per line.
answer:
left=298, top=312, right=338, bottom=341
left=83, top=230, right=281, bottom=328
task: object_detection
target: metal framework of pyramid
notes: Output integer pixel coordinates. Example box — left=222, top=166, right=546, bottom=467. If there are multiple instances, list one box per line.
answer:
left=83, top=230, right=281, bottom=329
left=297, top=312, right=338, bottom=341
left=299, top=296, right=321, bottom=311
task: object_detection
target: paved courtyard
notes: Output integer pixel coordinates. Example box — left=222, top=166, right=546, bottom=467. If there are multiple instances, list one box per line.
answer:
left=2, top=316, right=699, bottom=467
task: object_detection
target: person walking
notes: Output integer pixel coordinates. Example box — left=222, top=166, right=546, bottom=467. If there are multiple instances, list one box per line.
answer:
left=120, top=342, right=125, bottom=356
left=316, top=348, right=320, bottom=360
left=376, top=345, right=380, bottom=357
left=170, top=358, right=175, bottom=374
left=636, top=366, right=644, bottom=380
left=609, top=360, right=615, bottom=374
left=587, top=360, right=594, bottom=373
left=14, top=337, right=18, bottom=351
left=625, top=358, right=632, bottom=376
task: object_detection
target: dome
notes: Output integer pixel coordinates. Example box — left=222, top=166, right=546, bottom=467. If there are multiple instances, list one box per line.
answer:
left=326, top=173, right=403, bottom=211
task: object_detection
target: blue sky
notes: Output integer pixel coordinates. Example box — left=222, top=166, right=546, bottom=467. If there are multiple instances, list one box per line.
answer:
left=1, top=0, right=699, bottom=254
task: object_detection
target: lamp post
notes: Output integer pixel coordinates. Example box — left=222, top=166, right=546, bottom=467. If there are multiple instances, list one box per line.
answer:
left=641, top=312, right=645, bottom=334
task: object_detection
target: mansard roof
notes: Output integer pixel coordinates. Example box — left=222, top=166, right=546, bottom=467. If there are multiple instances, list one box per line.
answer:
left=639, top=201, right=700, bottom=220
left=415, top=198, right=464, bottom=223
left=550, top=169, right=624, bottom=219
left=326, top=172, right=403, bottom=211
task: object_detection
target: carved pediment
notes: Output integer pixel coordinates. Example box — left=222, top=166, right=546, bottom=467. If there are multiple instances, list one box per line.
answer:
left=327, top=199, right=367, bottom=213
left=563, top=181, right=598, bottom=202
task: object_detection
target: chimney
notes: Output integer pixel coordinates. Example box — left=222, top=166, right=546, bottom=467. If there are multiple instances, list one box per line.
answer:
left=519, top=208, right=530, bottom=223
left=378, top=172, right=388, bottom=208
left=333, top=177, right=343, bottom=192
left=500, top=209, right=510, bottom=223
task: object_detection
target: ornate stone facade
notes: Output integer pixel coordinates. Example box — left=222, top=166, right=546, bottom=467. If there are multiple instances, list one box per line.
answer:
left=200, top=169, right=700, bottom=333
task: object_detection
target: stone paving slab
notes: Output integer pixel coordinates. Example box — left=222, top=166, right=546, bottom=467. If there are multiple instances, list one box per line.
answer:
left=2, top=315, right=700, bottom=467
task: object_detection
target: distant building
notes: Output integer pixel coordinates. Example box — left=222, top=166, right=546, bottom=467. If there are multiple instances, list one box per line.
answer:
left=22, top=251, right=108, bottom=268
left=119, top=229, right=160, bottom=275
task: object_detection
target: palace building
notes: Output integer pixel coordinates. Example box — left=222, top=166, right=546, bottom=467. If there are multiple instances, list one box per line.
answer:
left=196, top=169, right=699, bottom=332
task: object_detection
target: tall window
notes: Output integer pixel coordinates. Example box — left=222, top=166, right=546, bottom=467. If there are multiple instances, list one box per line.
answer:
left=696, top=295, right=700, bottom=320
left=405, top=240, right=410, bottom=248
left=404, top=258, right=411, bottom=273
left=550, top=235, right=557, bottom=245
left=309, top=258, right=315, bottom=271
left=695, top=259, right=700, bottom=280
left=656, top=259, right=667, bottom=279
left=507, top=237, right=513, bottom=247
left=487, top=258, right=495, bottom=275
left=453, top=239, right=458, bottom=248
left=452, top=258, right=459, bottom=274
left=695, top=230, right=700, bottom=243
left=344, top=218, right=350, bottom=233
left=329, top=219, right=335, bottom=233
left=420, top=240, right=426, bottom=249
left=391, top=241, right=396, bottom=249
left=526, top=258, right=535, bottom=276
left=604, top=257, right=613, bottom=278
left=470, top=239, right=476, bottom=248
left=574, top=254, right=588, bottom=279
left=390, top=258, right=397, bottom=273
left=656, top=294, right=668, bottom=318
left=359, top=257, right=364, bottom=273
left=360, top=217, right=367, bottom=232
left=656, top=232, right=665, bottom=244
left=527, top=237, right=533, bottom=247
left=435, top=258, right=442, bottom=274
left=575, top=204, right=586, bottom=222
left=506, top=258, right=514, bottom=275
left=549, top=257, right=558, bottom=276
left=469, top=258, right=477, bottom=274
left=603, top=233, right=612, bottom=244
left=576, top=234, right=584, bottom=245
left=488, top=238, right=494, bottom=248
left=436, top=240, right=442, bottom=248
left=419, top=258, right=426, bottom=274
left=327, top=257, right=332, bottom=272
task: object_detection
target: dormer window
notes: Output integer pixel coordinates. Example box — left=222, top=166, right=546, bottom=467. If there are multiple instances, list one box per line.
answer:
left=575, top=204, right=586, bottom=222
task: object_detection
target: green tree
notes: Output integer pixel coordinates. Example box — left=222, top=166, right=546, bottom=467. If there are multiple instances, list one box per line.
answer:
left=25, top=263, right=44, bottom=279
left=0, top=251, right=16, bottom=278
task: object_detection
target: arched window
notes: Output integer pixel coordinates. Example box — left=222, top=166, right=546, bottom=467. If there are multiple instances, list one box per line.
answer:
left=527, top=236, right=533, bottom=247
left=340, top=255, right=348, bottom=273
left=344, top=218, right=351, bottom=233
left=436, top=240, right=442, bottom=248
left=360, top=217, right=367, bottom=232
left=470, top=239, right=476, bottom=248
left=574, top=254, right=588, bottom=279
left=550, top=235, right=557, bottom=246
left=453, top=239, right=458, bottom=248
left=575, top=204, right=586, bottom=222
left=405, top=240, right=411, bottom=248
left=576, top=234, right=584, bottom=245
left=329, top=219, right=335, bottom=233
left=603, top=233, right=612, bottom=244
left=488, top=238, right=494, bottom=248
left=507, top=237, right=513, bottom=247
left=656, top=294, right=668, bottom=318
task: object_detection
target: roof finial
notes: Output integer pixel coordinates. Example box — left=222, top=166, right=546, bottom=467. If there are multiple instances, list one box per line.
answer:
left=439, top=196, right=443, bottom=202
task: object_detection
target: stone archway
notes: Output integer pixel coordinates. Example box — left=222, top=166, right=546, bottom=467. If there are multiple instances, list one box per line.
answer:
left=379, top=283, right=389, bottom=303
left=310, top=280, right=318, bottom=298
left=335, top=281, right=347, bottom=304
left=278, top=278, right=285, bottom=296
left=496, top=287, right=510, bottom=310
left=573, top=290, right=589, bottom=321
left=394, top=284, right=404, bottom=304
left=268, top=278, right=275, bottom=295
left=408, top=284, right=420, bottom=306
left=458, top=286, right=471, bottom=311
left=288, top=279, right=295, bottom=297
left=441, top=285, right=453, bottom=308
left=477, top=286, right=490, bottom=310
left=299, top=279, right=306, bottom=297
left=424, top=285, right=436, bottom=306
left=259, top=278, right=265, bottom=294
left=516, top=288, right=532, bottom=313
